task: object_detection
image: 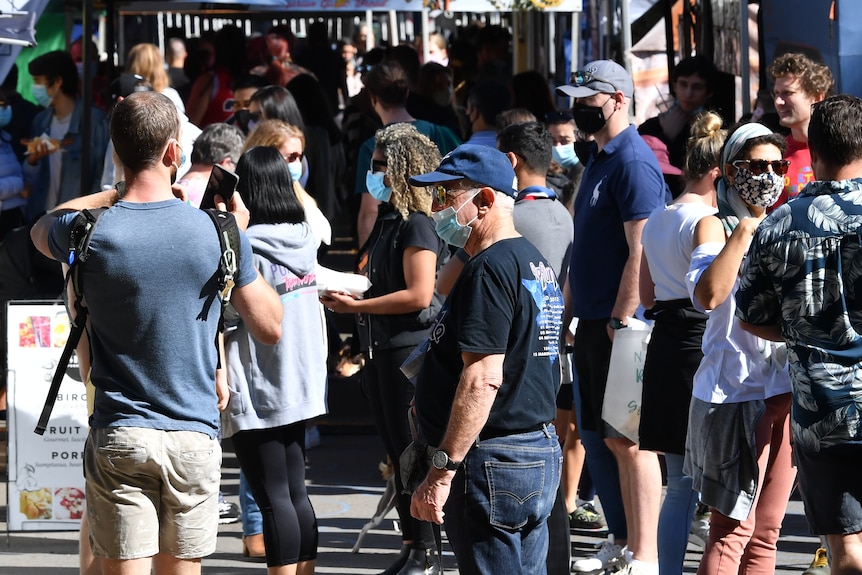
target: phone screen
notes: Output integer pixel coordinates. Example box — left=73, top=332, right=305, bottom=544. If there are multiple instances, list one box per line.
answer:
left=198, top=165, right=239, bottom=210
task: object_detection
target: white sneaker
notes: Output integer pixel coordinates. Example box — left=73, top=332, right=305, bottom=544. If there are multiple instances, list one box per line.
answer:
left=689, top=508, right=710, bottom=550
left=571, top=535, right=624, bottom=572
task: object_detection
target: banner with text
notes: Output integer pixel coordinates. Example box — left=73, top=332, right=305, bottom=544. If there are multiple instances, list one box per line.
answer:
left=6, top=301, right=87, bottom=532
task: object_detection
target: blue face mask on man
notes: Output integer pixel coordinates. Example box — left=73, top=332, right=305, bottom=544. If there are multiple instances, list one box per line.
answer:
left=432, top=190, right=480, bottom=248
left=552, top=143, right=580, bottom=169
left=0, top=105, right=12, bottom=129
left=32, top=84, right=52, bottom=108
left=365, top=170, right=392, bottom=202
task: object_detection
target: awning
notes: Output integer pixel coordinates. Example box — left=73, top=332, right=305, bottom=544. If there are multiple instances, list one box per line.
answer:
left=0, top=11, right=36, bottom=47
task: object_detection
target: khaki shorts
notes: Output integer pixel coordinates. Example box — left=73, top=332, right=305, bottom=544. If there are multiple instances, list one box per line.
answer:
left=84, top=427, right=221, bottom=560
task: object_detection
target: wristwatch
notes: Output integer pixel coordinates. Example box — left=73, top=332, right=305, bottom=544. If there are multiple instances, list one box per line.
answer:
left=608, top=317, right=628, bottom=330
left=431, top=449, right=461, bottom=471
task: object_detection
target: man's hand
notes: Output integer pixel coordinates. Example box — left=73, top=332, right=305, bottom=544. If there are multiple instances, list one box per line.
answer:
left=215, top=368, right=229, bottom=411
left=410, top=469, right=453, bottom=525
left=218, top=191, right=250, bottom=231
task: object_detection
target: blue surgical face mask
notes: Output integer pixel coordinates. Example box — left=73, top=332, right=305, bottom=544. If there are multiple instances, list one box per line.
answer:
left=365, top=170, right=392, bottom=202
left=32, top=84, right=52, bottom=108
left=552, top=143, right=580, bottom=169
left=0, top=105, right=12, bottom=129
left=288, top=160, right=303, bottom=184
left=432, top=190, right=480, bottom=248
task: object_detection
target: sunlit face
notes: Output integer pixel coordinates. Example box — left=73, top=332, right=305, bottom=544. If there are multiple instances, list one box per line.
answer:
left=548, top=121, right=576, bottom=146
left=427, top=42, right=448, bottom=65
left=278, top=137, right=304, bottom=162
left=673, top=73, right=710, bottom=114
left=726, top=143, right=784, bottom=185
left=773, top=75, right=821, bottom=131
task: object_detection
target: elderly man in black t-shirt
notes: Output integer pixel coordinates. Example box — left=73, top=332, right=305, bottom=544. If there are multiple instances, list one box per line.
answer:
left=409, top=144, right=564, bottom=575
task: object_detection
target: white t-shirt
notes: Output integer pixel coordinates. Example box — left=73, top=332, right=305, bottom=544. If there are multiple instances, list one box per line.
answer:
left=46, top=113, right=72, bottom=211
left=642, top=202, right=717, bottom=301
left=686, top=241, right=790, bottom=404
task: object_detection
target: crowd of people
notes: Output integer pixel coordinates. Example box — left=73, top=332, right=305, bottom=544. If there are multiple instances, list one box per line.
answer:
left=2, top=15, right=862, bottom=575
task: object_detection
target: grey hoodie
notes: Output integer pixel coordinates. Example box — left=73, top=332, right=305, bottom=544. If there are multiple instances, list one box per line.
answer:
left=221, top=222, right=328, bottom=438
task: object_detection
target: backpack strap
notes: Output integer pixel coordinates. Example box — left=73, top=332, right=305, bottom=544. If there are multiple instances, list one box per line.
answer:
left=202, top=208, right=241, bottom=368
left=35, top=207, right=106, bottom=435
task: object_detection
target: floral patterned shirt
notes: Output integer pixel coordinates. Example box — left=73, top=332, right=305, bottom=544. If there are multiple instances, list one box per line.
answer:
left=736, top=178, right=862, bottom=451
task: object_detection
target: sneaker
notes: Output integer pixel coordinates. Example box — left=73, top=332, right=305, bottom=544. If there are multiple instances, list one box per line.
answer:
left=802, top=547, right=829, bottom=575
left=218, top=500, right=241, bottom=525
left=571, top=535, right=624, bottom=572
left=609, top=564, right=647, bottom=575
left=688, top=505, right=710, bottom=549
left=569, top=501, right=607, bottom=532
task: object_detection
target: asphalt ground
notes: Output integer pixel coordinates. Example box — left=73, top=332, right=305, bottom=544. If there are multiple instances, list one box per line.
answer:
left=0, top=426, right=825, bottom=574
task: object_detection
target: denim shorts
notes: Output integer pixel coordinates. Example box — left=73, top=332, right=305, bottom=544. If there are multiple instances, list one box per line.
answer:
left=795, top=443, right=862, bottom=535
left=443, top=425, right=562, bottom=574
left=85, top=427, right=221, bottom=559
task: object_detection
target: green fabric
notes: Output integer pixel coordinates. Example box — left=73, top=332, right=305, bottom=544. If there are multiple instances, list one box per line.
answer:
left=15, top=12, right=67, bottom=106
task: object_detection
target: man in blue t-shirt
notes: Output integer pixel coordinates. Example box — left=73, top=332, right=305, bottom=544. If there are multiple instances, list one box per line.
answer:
left=31, top=92, right=283, bottom=575
left=557, top=60, right=668, bottom=575
left=409, top=145, right=563, bottom=575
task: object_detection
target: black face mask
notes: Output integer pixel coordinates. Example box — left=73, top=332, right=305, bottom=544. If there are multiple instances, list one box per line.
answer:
left=571, top=96, right=614, bottom=135
left=232, top=109, right=251, bottom=135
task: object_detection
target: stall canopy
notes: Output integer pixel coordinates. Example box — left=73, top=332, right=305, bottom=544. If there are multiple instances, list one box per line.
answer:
left=115, top=0, right=581, bottom=12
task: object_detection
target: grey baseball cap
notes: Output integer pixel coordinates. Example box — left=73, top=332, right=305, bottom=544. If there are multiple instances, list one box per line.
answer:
left=556, top=60, right=634, bottom=99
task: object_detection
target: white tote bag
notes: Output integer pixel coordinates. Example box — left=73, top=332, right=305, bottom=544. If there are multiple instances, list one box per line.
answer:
left=601, top=317, right=652, bottom=444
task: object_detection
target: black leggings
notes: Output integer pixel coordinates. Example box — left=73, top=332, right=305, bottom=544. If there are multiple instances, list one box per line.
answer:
left=232, top=422, right=318, bottom=566
left=364, top=346, right=435, bottom=549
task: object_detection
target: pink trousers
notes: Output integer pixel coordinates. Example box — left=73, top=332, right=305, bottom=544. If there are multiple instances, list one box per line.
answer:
left=697, top=393, right=797, bottom=575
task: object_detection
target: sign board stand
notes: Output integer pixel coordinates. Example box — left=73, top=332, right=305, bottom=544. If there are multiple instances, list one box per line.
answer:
left=6, top=300, right=88, bottom=532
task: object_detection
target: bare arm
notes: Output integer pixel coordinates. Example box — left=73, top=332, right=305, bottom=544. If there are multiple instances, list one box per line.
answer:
left=357, top=192, right=381, bottom=248
left=230, top=272, right=283, bottom=345
left=31, top=189, right=121, bottom=258
left=693, top=215, right=762, bottom=311
left=608, top=218, right=647, bottom=338
left=738, top=320, right=784, bottom=342
left=322, top=247, right=437, bottom=314
left=411, top=351, right=503, bottom=524
left=436, top=251, right=467, bottom=296
left=639, top=251, right=656, bottom=310
left=185, top=72, right=214, bottom=127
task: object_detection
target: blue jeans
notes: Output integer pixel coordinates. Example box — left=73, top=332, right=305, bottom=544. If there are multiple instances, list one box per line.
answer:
left=239, top=470, right=263, bottom=537
left=571, top=370, right=628, bottom=540
left=443, top=426, right=562, bottom=575
left=658, top=453, right=698, bottom=575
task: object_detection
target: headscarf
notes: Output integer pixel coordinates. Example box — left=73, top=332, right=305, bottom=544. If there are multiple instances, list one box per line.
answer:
left=717, top=122, right=774, bottom=220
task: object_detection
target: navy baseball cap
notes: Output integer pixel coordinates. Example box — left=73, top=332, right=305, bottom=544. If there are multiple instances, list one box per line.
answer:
left=409, top=144, right=517, bottom=198
left=556, top=59, right=634, bottom=99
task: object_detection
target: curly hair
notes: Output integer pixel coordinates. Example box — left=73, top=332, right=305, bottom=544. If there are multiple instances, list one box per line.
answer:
left=374, top=123, right=441, bottom=219
left=768, top=52, right=834, bottom=98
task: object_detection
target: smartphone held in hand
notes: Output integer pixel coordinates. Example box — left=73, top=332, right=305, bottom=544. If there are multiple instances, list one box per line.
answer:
left=198, top=164, right=239, bottom=210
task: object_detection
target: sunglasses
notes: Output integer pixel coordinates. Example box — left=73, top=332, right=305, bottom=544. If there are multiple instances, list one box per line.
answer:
left=283, top=152, right=303, bottom=163
left=570, top=70, right=616, bottom=90
left=732, top=159, right=790, bottom=176
left=371, top=159, right=387, bottom=172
